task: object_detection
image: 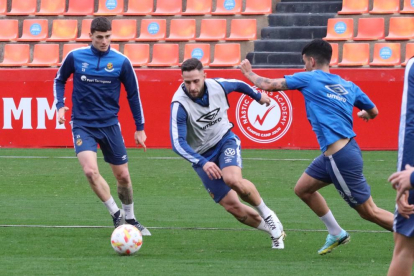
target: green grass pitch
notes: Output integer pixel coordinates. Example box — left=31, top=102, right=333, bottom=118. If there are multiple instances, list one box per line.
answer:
left=0, top=148, right=397, bottom=275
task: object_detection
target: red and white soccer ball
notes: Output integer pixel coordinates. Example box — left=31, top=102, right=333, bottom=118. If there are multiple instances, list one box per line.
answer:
left=111, top=224, right=143, bottom=255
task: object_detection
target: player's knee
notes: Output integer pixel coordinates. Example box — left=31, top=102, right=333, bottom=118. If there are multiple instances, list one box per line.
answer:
left=223, top=202, right=241, bottom=216
left=223, top=176, right=243, bottom=190
left=294, top=184, right=307, bottom=199
left=357, top=206, right=377, bottom=221
left=83, top=167, right=100, bottom=182
left=114, top=170, right=130, bottom=185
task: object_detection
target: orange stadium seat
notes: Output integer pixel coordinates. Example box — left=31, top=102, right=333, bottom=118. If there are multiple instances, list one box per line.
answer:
left=370, top=43, right=401, bottom=66
left=354, top=18, right=385, bottom=41
left=0, top=20, right=18, bottom=41
left=0, top=44, right=30, bottom=66
left=182, top=0, right=212, bottom=15
left=242, top=0, right=272, bottom=14
left=182, top=44, right=211, bottom=65
left=123, top=44, right=150, bottom=66
left=47, top=20, right=78, bottom=41
left=330, top=43, right=338, bottom=66
left=338, top=0, right=369, bottom=14
left=110, top=44, right=119, bottom=51
left=111, top=19, right=137, bottom=41
left=385, top=17, right=414, bottom=40
left=369, top=0, right=400, bottom=14
left=28, top=44, right=60, bottom=67
left=212, top=0, right=242, bottom=15
left=65, top=0, right=94, bottom=15
left=338, top=43, right=370, bottom=66
left=36, top=0, right=65, bottom=15
left=136, top=19, right=166, bottom=41
left=76, top=19, right=92, bottom=41
left=402, top=44, right=414, bottom=66
left=0, top=0, right=7, bottom=14
left=18, top=19, right=48, bottom=41
left=323, top=18, right=354, bottom=41
left=59, top=43, right=88, bottom=65
left=401, top=0, right=414, bottom=13
left=8, top=0, right=36, bottom=15
left=196, top=19, right=227, bottom=41
left=94, top=0, right=124, bottom=15
left=226, top=19, right=257, bottom=41
left=166, top=19, right=196, bottom=41
left=209, top=43, right=241, bottom=67
left=152, top=0, right=181, bottom=15
left=123, top=0, right=153, bottom=15
left=147, top=44, right=179, bottom=66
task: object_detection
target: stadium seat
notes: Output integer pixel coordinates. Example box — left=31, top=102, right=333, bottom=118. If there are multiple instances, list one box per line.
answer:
left=181, top=0, right=212, bottom=15
left=152, top=0, right=181, bottom=15
left=182, top=44, right=211, bottom=65
left=196, top=19, right=227, bottom=41
left=402, top=44, right=414, bottom=66
left=59, top=43, right=88, bottom=65
left=354, top=18, right=385, bottom=41
left=338, top=0, right=369, bottom=14
left=166, top=19, right=196, bottom=41
left=36, top=0, right=65, bottom=15
left=212, top=0, right=242, bottom=15
left=0, top=44, right=30, bottom=66
left=209, top=43, right=241, bottom=67
left=0, top=0, right=7, bottom=14
left=369, top=0, right=400, bottom=14
left=65, top=0, right=94, bottom=15
left=123, top=0, right=153, bottom=15
left=76, top=19, right=92, bottom=41
left=110, top=44, right=119, bottom=51
left=8, top=0, right=36, bottom=15
left=123, top=44, right=150, bottom=66
left=47, top=20, right=78, bottom=41
left=385, top=17, right=414, bottom=40
left=0, top=20, right=18, bottom=41
left=136, top=19, right=167, bottom=41
left=94, top=0, right=124, bottom=15
left=18, top=19, right=48, bottom=41
left=330, top=43, right=338, bottom=66
left=369, top=43, right=401, bottom=66
left=401, top=0, right=414, bottom=13
left=323, top=18, right=354, bottom=41
left=147, top=44, right=179, bottom=67
left=338, top=43, right=370, bottom=66
left=226, top=19, right=257, bottom=41
left=111, top=19, right=137, bottom=41
left=27, top=44, right=60, bottom=67
left=242, top=0, right=272, bottom=14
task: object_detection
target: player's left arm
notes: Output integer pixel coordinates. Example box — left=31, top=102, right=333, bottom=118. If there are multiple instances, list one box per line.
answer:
left=354, top=86, right=378, bottom=122
left=240, top=59, right=289, bottom=91
left=216, top=78, right=271, bottom=106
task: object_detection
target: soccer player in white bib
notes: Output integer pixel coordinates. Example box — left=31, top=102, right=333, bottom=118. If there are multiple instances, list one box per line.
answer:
left=170, top=58, right=285, bottom=249
left=240, top=39, right=394, bottom=255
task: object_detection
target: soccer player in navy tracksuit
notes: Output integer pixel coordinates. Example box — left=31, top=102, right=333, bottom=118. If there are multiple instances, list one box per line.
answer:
left=387, top=57, right=414, bottom=276
left=54, top=17, right=150, bottom=236
left=170, top=58, right=286, bottom=249
left=240, top=39, right=394, bottom=255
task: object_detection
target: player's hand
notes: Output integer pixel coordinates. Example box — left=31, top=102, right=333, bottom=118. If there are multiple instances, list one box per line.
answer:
left=389, top=164, right=414, bottom=194
left=259, top=92, right=271, bottom=106
left=357, top=110, right=370, bottom=122
left=203, top=162, right=222, bottom=180
left=134, top=130, right=147, bottom=152
left=58, top=106, right=69, bottom=125
left=396, top=191, right=414, bottom=219
left=240, top=59, right=253, bottom=76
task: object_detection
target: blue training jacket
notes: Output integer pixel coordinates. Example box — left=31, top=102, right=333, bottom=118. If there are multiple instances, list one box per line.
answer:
left=54, top=45, right=144, bottom=130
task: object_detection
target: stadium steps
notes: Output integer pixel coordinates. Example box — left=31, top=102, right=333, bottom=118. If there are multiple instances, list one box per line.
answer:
left=249, top=0, right=342, bottom=68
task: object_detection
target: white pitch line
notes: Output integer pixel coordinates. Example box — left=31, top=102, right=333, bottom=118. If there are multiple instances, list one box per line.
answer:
left=0, top=225, right=389, bottom=233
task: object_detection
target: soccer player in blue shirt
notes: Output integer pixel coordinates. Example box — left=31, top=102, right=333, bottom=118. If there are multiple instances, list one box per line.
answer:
left=240, top=39, right=393, bottom=255
left=170, top=58, right=285, bottom=249
left=54, top=17, right=150, bottom=235
left=387, top=57, right=414, bottom=276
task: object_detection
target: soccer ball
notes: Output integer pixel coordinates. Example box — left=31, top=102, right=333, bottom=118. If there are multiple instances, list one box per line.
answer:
left=111, top=224, right=143, bottom=255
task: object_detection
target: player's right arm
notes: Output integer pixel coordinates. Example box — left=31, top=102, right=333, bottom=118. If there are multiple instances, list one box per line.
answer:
left=240, top=59, right=289, bottom=91
left=54, top=52, right=75, bottom=124
left=354, top=85, right=378, bottom=122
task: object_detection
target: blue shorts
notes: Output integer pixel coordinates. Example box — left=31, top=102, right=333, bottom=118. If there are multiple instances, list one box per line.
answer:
left=193, top=136, right=242, bottom=203
left=71, top=123, right=128, bottom=165
left=305, top=139, right=371, bottom=208
left=393, top=190, right=414, bottom=237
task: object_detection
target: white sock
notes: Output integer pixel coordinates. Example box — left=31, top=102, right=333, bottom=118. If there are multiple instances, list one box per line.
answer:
left=122, top=203, right=135, bottom=220
left=256, top=219, right=271, bottom=234
left=319, top=210, right=342, bottom=236
left=255, top=198, right=273, bottom=219
left=103, top=197, right=119, bottom=216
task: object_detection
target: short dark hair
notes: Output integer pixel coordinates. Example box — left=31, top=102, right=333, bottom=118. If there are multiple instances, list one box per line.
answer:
left=301, top=39, right=332, bottom=65
left=90, top=17, right=112, bottom=34
left=181, top=58, right=203, bottom=73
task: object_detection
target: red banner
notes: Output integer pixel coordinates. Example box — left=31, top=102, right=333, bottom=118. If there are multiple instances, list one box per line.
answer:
left=0, top=68, right=403, bottom=150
